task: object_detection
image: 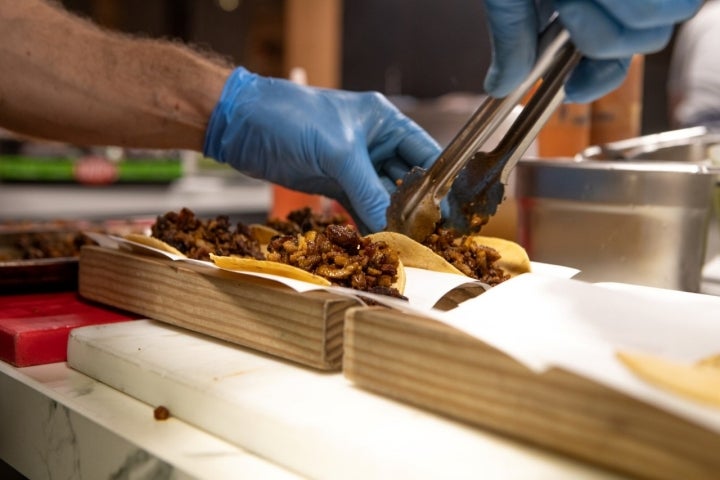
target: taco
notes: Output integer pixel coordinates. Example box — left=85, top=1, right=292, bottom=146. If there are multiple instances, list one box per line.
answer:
left=368, top=228, right=530, bottom=286
left=264, top=224, right=406, bottom=299
left=124, top=208, right=406, bottom=298
left=145, top=207, right=265, bottom=261
left=124, top=233, right=187, bottom=257
left=210, top=254, right=332, bottom=286
left=366, top=231, right=463, bottom=275
left=464, top=235, right=532, bottom=278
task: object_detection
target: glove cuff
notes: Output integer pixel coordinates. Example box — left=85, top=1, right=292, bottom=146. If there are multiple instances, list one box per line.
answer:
left=203, top=66, right=256, bottom=162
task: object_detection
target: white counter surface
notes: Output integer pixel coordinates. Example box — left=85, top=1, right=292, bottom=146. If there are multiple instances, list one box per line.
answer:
left=0, top=360, right=298, bottom=479
left=0, top=325, right=626, bottom=480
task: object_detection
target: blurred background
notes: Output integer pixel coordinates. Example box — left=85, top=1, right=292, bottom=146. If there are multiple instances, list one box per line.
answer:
left=0, top=0, right=677, bottom=223
left=58, top=0, right=674, bottom=132
left=3, top=0, right=718, bottom=295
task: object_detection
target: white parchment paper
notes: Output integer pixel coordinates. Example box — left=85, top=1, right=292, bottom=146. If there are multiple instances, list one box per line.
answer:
left=422, top=274, right=720, bottom=434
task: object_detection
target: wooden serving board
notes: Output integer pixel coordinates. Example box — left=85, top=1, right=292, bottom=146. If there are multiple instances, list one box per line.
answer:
left=344, top=308, right=720, bottom=480
left=78, top=246, right=360, bottom=370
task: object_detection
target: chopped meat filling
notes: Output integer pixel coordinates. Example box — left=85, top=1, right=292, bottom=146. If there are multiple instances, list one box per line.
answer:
left=266, top=224, right=405, bottom=299
left=423, top=227, right=509, bottom=286
left=151, top=208, right=264, bottom=261
left=266, top=207, right=348, bottom=235
left=8, top=232, right=94, bottom=260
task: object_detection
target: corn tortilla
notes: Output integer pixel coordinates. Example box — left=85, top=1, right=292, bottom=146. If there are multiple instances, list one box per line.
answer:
left=124, top=233, right=186, bottom=257
left=617, top=351, right=720, bottom=408
left=367, top=231, right=531, bottom=278
left=210, top=253, right=332, bottom=286
left=248, top=224, right=280, bottom=245
left=465, top=235, right=531, bottom=277
left=366, top=232, right=463, bottom=275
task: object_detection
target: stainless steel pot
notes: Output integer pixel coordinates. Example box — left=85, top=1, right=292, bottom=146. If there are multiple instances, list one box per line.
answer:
left=515, top=127, right=719, bottom=291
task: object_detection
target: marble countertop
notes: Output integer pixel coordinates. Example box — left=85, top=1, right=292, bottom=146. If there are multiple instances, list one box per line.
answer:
left=1, top=332, right=628, bottom=480
left=0, top=360, right=299, bottom=479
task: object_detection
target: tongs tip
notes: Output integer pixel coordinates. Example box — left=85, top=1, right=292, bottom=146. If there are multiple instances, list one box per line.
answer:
left=385, top=166, right=441, bottom=241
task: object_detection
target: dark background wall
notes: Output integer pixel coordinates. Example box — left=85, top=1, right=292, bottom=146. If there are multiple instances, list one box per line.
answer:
left=341, top=0, right=675, bottom=135
left=61, top=0, right=675, bottom=135
left=341, top=0, right=490, bottom=97
left=62, top=0, right=285, bottom=77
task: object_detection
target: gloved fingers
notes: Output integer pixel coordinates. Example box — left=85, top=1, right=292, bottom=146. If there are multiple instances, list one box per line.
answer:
left=564, top=57, right=631, bottom=103
left=334, top=148, right=392, bottom=233
left=557, top=0, right=677, bottom=58
left=363, top=96, right=441, bottom=170
left=368, top=129, right=439, bottom=185
left=374, top=131, right=440, bottom=181
left=482, top=0, right=700, bottom=104
left=395, top=128, right=442, bottom=170
left=379, top=175, right=398, bottom=195
left=379, top=157, right=411, bottom=186
left=330, top=191, right=373, bottom=235
left=483, top=0, right=538, bottom=98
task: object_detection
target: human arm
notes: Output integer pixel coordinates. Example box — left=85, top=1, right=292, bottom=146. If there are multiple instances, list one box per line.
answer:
left=482, top=0, right=703, bottom=103
left=0, top=0, right=441, bottom=232
left=0, top=0, right=230, bottom=150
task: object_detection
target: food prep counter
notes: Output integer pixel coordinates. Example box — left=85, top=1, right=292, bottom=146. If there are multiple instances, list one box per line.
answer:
left=0, top=216, right=718, bottom=479
left=1, top=213, right=718, bottom=479
left=0, top=360, right=298, bottom=479
left=0, top=343, right=623, bottom=480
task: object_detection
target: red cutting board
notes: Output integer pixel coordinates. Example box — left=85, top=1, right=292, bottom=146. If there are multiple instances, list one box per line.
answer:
left=0, top=291, right=138, bottom=367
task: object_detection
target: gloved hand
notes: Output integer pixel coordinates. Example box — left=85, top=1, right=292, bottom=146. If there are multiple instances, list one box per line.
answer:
left=204, top=67, right=441, bottom=233
left=483, top=0, right=702, bottom=102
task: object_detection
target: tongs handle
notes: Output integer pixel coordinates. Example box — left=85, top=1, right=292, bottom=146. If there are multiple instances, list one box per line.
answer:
left=398, top=17, right=581, bottom=220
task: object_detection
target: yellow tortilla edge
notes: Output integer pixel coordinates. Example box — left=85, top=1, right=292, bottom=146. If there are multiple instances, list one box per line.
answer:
left=248, top=224, right=280, bottom=245
left=616, top=350, right=720, bottom=408
left=210, top=253, right=332, bottom=286
left=366, top=231, right=464, bottom=275
left=124, top=233, right=186, bottom=258
left=211, top=253, right=406, bottom=294
left=368, top=231, right=531, bottom=278
left=466, top=235, right=532, bottom=277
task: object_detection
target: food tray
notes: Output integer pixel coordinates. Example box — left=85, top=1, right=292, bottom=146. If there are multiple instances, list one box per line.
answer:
left=0, top=230, right=84, bottom=291
left=78, top=246, right=360, bottom=370
left=343, top=306, right=720, bottom=480
left=0, top=220, right=152, bottom=291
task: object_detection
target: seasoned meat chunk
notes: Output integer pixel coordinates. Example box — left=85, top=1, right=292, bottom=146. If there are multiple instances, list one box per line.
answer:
left=151, top=208, right=264, bottom=261
left=423, top=227, right=509, bottom=286
left=267, top=224, right=404, bottom=299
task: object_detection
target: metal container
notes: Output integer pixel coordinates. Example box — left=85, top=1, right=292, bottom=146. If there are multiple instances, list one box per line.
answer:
left=515, top=127, right=719, bottom=292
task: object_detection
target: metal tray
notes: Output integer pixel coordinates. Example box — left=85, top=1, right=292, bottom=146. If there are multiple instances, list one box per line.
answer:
left=0, top=219, right=152, bottom=291
left=0, top=230, right=89, bottom=291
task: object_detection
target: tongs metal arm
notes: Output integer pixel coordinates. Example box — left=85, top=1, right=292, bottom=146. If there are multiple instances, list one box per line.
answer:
left=490, top=27, right=582, bottom=185
left=386, top=18, right=582, bottom=240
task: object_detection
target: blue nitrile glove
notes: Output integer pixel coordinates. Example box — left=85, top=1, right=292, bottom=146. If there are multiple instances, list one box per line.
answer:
left=483, top=0, right=703, bottom=102
left=204, top=67, right=441, bottom=233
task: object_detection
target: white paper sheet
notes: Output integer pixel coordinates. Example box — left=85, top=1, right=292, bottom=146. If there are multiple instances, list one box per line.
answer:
left=419, top=274, right=720, bottom=434
left=85, top=233, right=571, bottom=310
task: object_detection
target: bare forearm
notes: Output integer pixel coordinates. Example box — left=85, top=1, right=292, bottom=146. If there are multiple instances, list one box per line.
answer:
left=0, top=0, right=231, bottom=150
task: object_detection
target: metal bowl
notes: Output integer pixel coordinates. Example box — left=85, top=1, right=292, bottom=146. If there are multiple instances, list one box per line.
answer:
left=516, top=127, right=720, bottom=292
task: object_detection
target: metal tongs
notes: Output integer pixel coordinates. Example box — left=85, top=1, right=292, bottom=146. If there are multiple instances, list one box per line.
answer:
left=386, top=17, right=583, bottom=241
